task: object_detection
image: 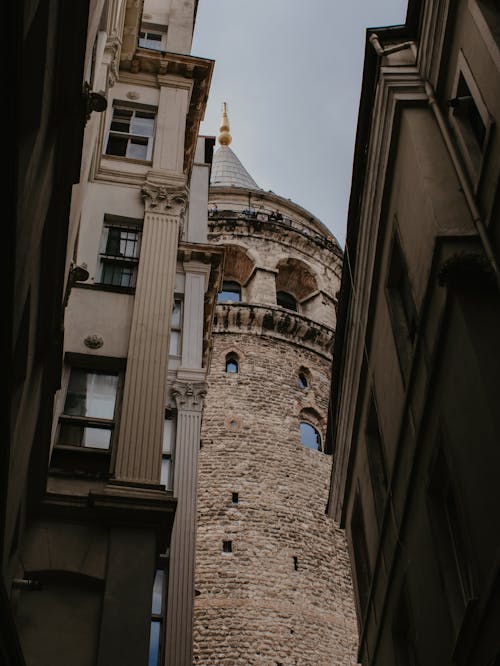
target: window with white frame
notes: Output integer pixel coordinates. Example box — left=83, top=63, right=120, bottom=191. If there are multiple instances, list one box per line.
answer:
left=57, top=369, right=119, bottom=450
left=50, top=356, right=126, bottom=478
left=161, top=410, right=176, bottom=491
left=169, top=299, right=182, bottom=356
left=105, top=104, right=156, bottom=161
left=139, top=24, right=167, bottom=51
left=98, top=217, right=142, bottom=288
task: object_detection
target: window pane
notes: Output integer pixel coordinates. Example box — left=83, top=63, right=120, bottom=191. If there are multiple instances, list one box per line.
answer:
left=300, top=422, right=321, bottom=451
left=139, top=35, right=163, bottom=50
left=169, top=331, right=180, bottom=356
left=86, top=373, right=118, bottom=419
left=226, top=360, right=238, bottom=373
left=161, top=457, right=171, bottom=488
left=120, top=230, right=139, bottom=257
left=82, top=427, right=112, bottom=449
left=65, top=371, right=117, bottom=418
left=127, top=138, right=149, bottom=160
left=64, top=369, right=88, bottom=416
left=106, top=228, right=122, bottom=255
left=148, top=620, right=161, bottom=666
left=132, top=113, right=155, bottom=137
left=58, top=423, right=112, bottom=450
left=106, top=135, right=128, bottom=156
left=162, top=418, right=175, bottom=454
left=101, top=262, right=136, bottom=287
left=218, top=281, right=241, bottom=303
left=151, top=570, right=164, bottom=614
left=171, top=300, right=182, bottom=328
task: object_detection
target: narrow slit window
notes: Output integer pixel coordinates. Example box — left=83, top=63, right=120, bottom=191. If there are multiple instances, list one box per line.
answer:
left=222, top=540, right=232, bottom=553
left=225, top=353, right=239, bottom=373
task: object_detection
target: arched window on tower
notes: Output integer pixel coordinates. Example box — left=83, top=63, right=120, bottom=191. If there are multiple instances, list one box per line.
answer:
left=298, top=372, right=308, bottom=389
left=300, top=422, right=321, bottom=451
left=277, top=290, right=298, bottom=312
left=225, top=353, right=239, bottom=374
left=218, top=280, right=241, bottom=303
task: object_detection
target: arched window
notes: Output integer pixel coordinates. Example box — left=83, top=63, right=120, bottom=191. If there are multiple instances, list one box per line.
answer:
left=298, top=372, right=308, bottom=389
left=225, top=353, right=239, bottom=373
left=300, top=422, right=321, bottom=451
left=218, top=280, right=241, bottom=303
left=277, top=290, right=297, bottom=312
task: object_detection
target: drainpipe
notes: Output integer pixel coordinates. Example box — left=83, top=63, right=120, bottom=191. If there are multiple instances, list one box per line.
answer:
left=369, top=33, right=417, bottom=59
left=425, top=81, right=500, bottom=289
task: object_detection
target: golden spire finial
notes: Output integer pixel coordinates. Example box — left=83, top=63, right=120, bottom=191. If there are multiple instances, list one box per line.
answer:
left=218, top=102, right=232, bottom=146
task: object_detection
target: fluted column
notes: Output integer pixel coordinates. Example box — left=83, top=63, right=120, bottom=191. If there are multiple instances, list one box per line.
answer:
left=113, top=182, right=187, bottom=484
left=165, top=381, right=207, bottom=666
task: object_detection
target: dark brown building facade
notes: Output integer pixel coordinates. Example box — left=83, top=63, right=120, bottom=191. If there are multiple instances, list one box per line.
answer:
left=328, top=1, right=500, bottom=664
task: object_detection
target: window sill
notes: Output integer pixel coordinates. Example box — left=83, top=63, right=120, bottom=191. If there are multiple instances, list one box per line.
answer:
left=102, top=154, right=152, bottom=167
left=50, top=445, right=111, bottom=479
left=74, top=282, right=135, bottom=295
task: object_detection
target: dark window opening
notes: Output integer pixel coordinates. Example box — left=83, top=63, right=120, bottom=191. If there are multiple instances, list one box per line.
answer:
left=225, top=353, right=239, bottom=373
left=293, top=556, right=298, bottom=571
left=427, top=447, right=475, bottom=633
left=277, top=290, right=297, bottom=312
left=351, top=496, right=371, bottom=625
left=232, top=492, right=239, bottom=504
left=392, top=583, right=418, bottom=666
left=218, top=281, right=241, bottom=303
left=222, top=540, right=232, bottom=553
left=298, top=372, right=308, bottom=389
left=386, top=233, right=417, bottom=381
left=148, top=557, right=168, bottom=666
left=161, top=410, right=175, bottom=491
left=450, top=74, right=486, bottom=148
left=365, top=394, right=388, bottom=527
left=300, top=422, right=321, bottom=451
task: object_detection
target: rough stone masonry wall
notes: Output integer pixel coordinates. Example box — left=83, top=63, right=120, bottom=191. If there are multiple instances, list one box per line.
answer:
left=193, top=332, right=358, bottom=665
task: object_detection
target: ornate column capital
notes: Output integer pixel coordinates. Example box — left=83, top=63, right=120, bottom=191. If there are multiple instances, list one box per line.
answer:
left=104, top=30, right=121, bottom=88
left=171, top=381, right=208, bottom=413
left=141, top=182, right=188, bottom=217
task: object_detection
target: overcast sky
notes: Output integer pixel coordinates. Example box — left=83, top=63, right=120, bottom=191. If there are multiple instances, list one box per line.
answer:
left=191, top=0, right=408, bottom=245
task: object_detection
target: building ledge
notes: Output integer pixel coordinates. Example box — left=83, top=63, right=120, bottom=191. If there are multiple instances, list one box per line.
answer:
left=40, top=485, right=176, bottom=551
left=213, top=303, right=335, bottom=358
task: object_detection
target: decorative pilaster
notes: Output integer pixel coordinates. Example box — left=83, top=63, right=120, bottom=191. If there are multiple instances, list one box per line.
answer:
left=181, top=261, right=211, bottom=370
left=113, top=182, right=187, bottom=485
left=165, top=380, right=207, bottom=666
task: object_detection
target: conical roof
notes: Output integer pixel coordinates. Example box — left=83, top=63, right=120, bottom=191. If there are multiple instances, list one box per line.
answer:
left=210, top=144, right=260, bottom=189
left=210, top=103, right=260, bottom=190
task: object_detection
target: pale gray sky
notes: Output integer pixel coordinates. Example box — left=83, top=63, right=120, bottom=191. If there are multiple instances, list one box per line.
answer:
left=192, top=0, right=408, bottom=245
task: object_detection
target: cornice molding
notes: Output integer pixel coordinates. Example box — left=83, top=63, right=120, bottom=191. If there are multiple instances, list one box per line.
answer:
left=213, top=303, right=335, bottom=359
left=208, top=212, right=343, bottom=268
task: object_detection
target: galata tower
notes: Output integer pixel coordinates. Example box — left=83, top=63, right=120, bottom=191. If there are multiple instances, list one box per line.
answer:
left=193, top=105, right=358, bottom=665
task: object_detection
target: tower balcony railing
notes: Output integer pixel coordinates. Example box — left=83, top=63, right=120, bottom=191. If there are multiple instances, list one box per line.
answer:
left=208, top=208, right=341, bottom=255
left=213, top=302, right=335, bottom=358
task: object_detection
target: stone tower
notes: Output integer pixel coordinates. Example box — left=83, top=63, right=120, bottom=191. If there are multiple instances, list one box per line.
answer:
left=193, top=108, right=358, bottom=664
